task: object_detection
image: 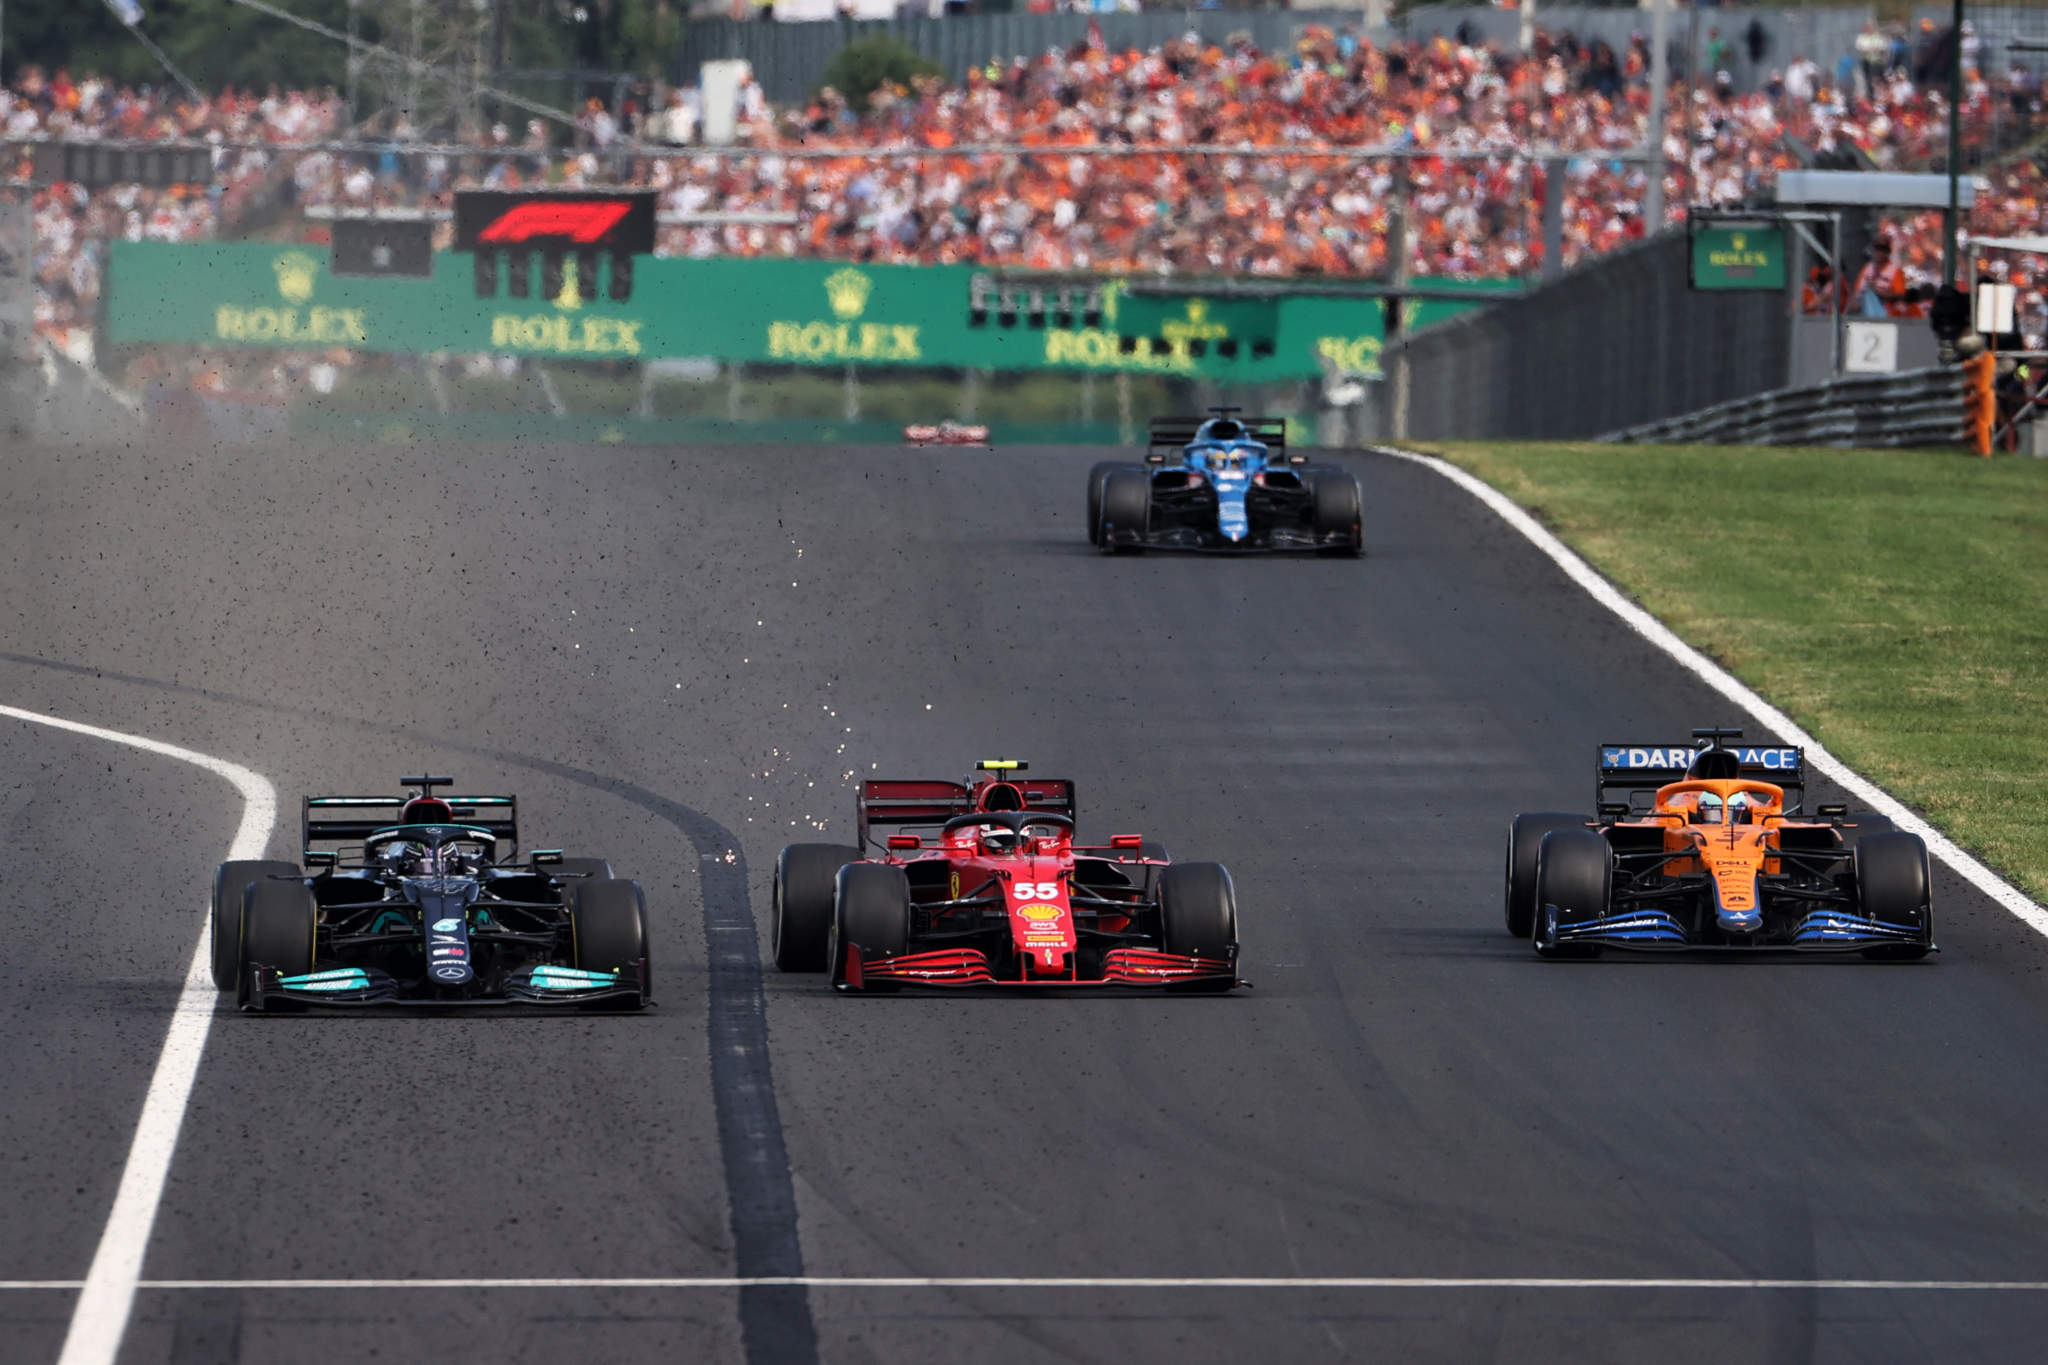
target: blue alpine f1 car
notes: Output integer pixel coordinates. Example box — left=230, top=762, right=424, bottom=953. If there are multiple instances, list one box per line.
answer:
left=1087, top=407, right=1363, bottom=555
left=210, top=776, right=652, bottom=1010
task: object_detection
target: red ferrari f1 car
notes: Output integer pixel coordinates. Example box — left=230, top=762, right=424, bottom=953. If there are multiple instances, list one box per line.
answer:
left=773, top=761, right=1241, bottom=992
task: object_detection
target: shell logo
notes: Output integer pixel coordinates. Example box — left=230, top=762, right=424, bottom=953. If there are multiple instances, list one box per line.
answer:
left=1019, top=903, right=1061, bottom=921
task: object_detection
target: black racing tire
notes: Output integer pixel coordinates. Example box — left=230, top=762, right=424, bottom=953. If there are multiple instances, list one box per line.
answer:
left=241, top=877, right=317, bottom=985
left=1158, top=861, right=1237, bottom=957
left=571, top=878, right=652, bottom=1004
left=1099, top=469, right=1151, bottom=553
left=211, top=859, right=300, bottom=991
left=830, top=862, right=911, bottom=991
left=774, top=843, right=861, bottom=973
left=1505, top=813, right=1585, bottom=939
left=1310, top=470, right=1364, bottom=557
left=1533, top=829, right=1611, bottom=959
left=1856, top=831, right=1934, bottom=961
left=1841, top=813, right=1895, bottom=851
left=1159, top=861, right=1238, bottom=992
left=1086, top=461, right=1125, bottom=547
left=552, top=857, right=615, bottom=884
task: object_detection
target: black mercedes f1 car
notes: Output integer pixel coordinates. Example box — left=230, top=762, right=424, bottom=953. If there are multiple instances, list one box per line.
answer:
left=211, top=776, right=651, bottom=1011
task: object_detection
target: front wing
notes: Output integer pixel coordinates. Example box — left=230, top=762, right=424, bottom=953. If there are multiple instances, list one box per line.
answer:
left=841, top=944, right=1241, bottom=990
left=1545, top=905, right=1935, bottom=954
left=240, top=958, right=652, bottom=1010
left=1103, top=522, right=1355, bottom=554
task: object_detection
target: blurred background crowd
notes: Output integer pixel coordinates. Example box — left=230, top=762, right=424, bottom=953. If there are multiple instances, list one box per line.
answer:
left=12, top=13, right=2047, bottom=367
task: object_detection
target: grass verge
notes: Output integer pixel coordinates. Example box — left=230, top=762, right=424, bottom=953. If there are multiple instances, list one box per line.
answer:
left=1432, top=441, right=2048, bottom=902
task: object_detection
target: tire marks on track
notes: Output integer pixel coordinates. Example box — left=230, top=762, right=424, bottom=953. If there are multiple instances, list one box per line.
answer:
left=0, top=650, right=818, bottom=1365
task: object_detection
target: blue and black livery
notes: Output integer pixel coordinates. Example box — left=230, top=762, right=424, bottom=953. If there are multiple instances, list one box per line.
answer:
left=212, top=775, right=651, bottom=1011
left=1087, top=407, right=1363, bottom=554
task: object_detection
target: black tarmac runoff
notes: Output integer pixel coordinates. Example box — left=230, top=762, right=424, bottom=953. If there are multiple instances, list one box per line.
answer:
left=2, top=437, right=2046, bottom=1364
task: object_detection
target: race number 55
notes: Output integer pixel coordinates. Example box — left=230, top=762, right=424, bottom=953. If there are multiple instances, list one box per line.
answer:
left=1012, top=882, right=1060, bottom=900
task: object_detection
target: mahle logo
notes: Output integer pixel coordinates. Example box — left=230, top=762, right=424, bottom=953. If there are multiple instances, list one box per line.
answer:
left=825, top=268, right=872, bottom=320
left=272, top=251, right=318, bottom=304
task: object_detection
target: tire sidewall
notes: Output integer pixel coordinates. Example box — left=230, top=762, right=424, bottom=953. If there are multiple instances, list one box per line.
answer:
left=211, top=859, right=299, bottom=991
left=835, top=862, right=910, bottom=956
left=1158, top=862, right=1238, bottom=958
left=241, top=878, right=316, bottom=980
left=774, top=843, right=860, bottom=972
left=1855, top=832, right=1931, bottom=930
left=1506, top=814, right=1584, bottom=938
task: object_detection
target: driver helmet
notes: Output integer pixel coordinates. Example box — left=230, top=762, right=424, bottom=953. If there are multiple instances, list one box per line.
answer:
left=1726, top=790, right=1762, bottom=824
left=1689, top=791, right=1725, bottom=825
left=383, top=839, right=446, bottom=876
left=977, top=822, right=1023, bottom=856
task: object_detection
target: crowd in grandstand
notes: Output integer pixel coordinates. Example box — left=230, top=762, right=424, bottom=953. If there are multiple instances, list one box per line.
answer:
left=14, top=16, right=2048, bottom=363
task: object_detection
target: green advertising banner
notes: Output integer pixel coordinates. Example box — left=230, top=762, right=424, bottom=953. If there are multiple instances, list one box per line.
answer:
left=1690, top=224, right=1789, bottom=292
left=107, top=241, right=1514, bottom=381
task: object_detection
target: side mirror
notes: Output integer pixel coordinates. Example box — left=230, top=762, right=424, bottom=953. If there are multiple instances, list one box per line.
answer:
left=531, top=849, right=564, bottom=866
left=1144, top=453, right=1166, bottom=465
left=304, top=850, right=338, bottom=871
left=1596, top=803, right=1630, bottom=822
left=886, top=834, right=921, bottom=850
left=1109, top=834, right=1145, bottom=849
left=1288, top=454, right=1307, bottom=464
left=1816, top=804, right=1847, bottom=822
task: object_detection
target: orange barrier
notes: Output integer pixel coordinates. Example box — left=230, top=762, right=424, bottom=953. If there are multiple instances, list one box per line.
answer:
left=1964, top=352, right=1996, bottom=457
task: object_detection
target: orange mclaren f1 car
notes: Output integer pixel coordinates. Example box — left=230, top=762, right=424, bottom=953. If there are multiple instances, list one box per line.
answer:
left=773, top=761, right=1242, bottom=991
left=1505, top=730, right=1934, bottom=959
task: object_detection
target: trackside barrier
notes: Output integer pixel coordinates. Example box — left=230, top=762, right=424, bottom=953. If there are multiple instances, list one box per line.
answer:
left=1601, top=364, right=1966, bottom=449
left=1389, top=231, right=1791, bottom=441
left=1964, top=351, right=1996, bottom=457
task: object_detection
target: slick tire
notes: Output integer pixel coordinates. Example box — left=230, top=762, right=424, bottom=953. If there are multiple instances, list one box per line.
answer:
left=211, top=859, right=300, bottom=991
left=1841, top=813, right=1895, bottom=852
left=240, top=877, right=317, bottom=1002
left=571, top=879, right=653, bottom=1005
left=1158, top=861, right=1239, bottom=992
left=1310, top=471, right=1364, bottom=557
left=830, top=862, right=910, bottom=992
left=1086, top=461, right=1124, bottom=547
left=1533, top=829, right=1611, bottom=960
left=1856, top=831, right=1934, bottom=961
left=1504, top=814, right=1584, bottom=939
left=774, top=843, right=861, bottom=973
left=1099, top=469, right=1151, bottom=553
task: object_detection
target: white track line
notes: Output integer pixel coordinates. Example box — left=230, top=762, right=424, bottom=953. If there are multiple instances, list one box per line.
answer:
left=1371, top=446, right=2048, bottom=934
left=0, top=705, right=279, bottom=1365
left=5, top=1277, right=2048, bottom=1292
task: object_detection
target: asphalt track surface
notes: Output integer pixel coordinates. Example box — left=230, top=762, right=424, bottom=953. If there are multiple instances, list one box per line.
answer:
left=4, top=437, right=2048, bottom=1363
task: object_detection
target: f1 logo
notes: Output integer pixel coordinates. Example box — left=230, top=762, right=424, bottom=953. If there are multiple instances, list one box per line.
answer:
left=478, top=202, right=631, bottom=245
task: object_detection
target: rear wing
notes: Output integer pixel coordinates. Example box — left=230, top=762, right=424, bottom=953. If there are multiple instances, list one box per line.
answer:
left=857, top=778, right=1077, bottom=847
left=1147, top=415, right=1287, bottom=460
left=302, top=794, right=519, bottom=859
left=1597, top=742, right=1804, bottom=812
